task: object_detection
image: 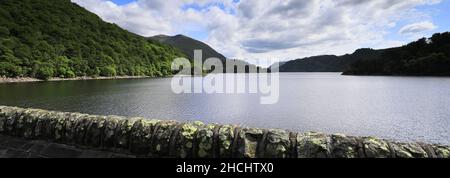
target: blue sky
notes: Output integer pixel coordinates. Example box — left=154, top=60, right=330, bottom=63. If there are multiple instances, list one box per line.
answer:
left=385, top=0, right=450, bottom=43
left=426, top=0, right=450, bottom=33
left=109, top=0, right=234, bottom=40
left=111, top=0, right=135, bottom=5
left=76, top=0, right=450, bottom=63
left=109, top=0, right=450, bottom=42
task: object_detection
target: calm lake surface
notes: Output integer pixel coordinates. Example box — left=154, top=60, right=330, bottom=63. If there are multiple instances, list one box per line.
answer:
left=1, top=73, right=449, bottom=144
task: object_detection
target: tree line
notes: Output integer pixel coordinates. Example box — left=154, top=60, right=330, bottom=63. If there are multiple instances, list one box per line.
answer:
left=343, top=32, right=450, bottom=76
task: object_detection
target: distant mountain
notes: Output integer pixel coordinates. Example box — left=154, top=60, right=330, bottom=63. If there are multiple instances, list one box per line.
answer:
left=0, top=0, right=184, bottom=79
left=273, top=32, right=450, bottom=76
left=150, top=34, right=264, bottom=73
left=267, top=61, right=286, bottom=72
left=272, top=48, right=383, bottom=72
left=150, top=34, right=226, bottom=61
left=343, top=32, right=450, bottom=76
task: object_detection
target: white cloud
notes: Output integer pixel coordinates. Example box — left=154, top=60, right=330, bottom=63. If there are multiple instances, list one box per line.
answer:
left=399, top=21, right=437, bottom=35
left=71, top=0, right=442, bottom=66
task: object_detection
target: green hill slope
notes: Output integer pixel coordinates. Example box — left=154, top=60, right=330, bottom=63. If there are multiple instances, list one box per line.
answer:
left=151, top=34, right=265, bottom=73
left=0, top=0, right=185, bottom=79
left=150, top=34, right=226, bottom=61
left=343, top=32, right=450, bottom=76
left=275, top=32, right=450, bottom=75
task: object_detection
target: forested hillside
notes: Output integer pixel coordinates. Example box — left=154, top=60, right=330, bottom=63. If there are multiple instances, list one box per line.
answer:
left=273, top=32, right=450, bottom=76
left=0, top=0, right=185, bottom=79
left=272, top=48, right=383, bottom=72
left=343, top=32, right=450, bottom=76
left=150, top=34, right=263, bottom=73
left=150, top=34, right=226, bottom=62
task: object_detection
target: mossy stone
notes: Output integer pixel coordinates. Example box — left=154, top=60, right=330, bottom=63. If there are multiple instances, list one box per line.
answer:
left=296, top=132, right=330, bottom=158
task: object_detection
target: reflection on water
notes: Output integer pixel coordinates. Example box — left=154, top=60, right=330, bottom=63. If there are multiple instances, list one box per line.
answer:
left=1, top=73, right=449, bottom=144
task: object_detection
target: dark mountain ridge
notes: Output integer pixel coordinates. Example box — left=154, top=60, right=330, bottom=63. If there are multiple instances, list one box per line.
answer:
left=150, top=34, right=226, bottom=62
left=150, top=34, right=264, bottom=73
left=272, top=48, right=384, bottom=72
left=273, top=32, right=450, bottom=76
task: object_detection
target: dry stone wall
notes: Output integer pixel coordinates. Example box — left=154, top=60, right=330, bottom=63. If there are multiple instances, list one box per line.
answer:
left=0, top=105, right=449, bottom=158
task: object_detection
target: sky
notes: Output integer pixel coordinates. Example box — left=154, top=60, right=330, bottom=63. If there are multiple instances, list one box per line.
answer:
left=72, top=0, right=450, bottom=65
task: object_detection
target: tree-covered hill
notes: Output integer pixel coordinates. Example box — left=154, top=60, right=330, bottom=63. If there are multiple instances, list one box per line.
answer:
left=151, top=34, right=264, bottom=73
left=273, top=32, right=450, bottom=76
left=0, top=0, right=185, bottom=79
left=343, top=32, right=450, bottom=76
left=272, top=48, right=383, bottom=72
left=150, top=34, right=226, bottom=62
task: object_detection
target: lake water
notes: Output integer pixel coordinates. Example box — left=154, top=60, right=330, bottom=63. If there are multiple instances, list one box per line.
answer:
left=1, top=73, right=449, bottom=144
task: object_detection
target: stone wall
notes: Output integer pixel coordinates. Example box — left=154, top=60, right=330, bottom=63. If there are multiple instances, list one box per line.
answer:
left=0, top=105, right=449, bottom=158
left=0, top=134, right=137, bottom=158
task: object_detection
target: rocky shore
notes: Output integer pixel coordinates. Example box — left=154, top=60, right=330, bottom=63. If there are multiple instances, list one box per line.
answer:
left=0, top=76, right=152, bottom=84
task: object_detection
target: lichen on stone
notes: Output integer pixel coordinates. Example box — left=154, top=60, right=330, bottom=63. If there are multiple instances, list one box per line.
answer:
left=102, top=115, right=123, bottom=149
left=237, top=127, right=264, bottom=158
left=390, top=143, right=413, bottom=158
left=84, top=115, right=107, bottom=147
left=361, top=137, right=391, bottom=158
left=21, top=109, right=42, bottom=138
left=64, top=112, right=84, bottom=144
left=0, top=107, right=20, bottom=133
left=400, top=143, right=428, bottom=158
left=432, top=145, right=450, bottom=158
left=33, top=110, right=53, bottom=139
left=330, top=134, right=360, bottom=158
left=129, top=118, right=152, bottom=155
left=149, top=120, right=178, bottom=156
left=13, top=109, right=27, bottom=135
left=53, top=112, right=72, bottom=142
left=296, top=132, right=330, bottom=158
left=217, top=124, right=235, bottom=157
left=196, top=123, right=215, bottom=158
left=173, top=122, right=200, bottom=158
left=193, top=121, right=205, bottom=127
left=72, top=114, right=92, bottom=145
left=5, top=107, right=24, bottom=135
left=264, top=129, right=290, bottom=158
left=0, top=107, right=8, bottom=133
left=115, top=118, right=133, bottom=149
left=181, top=123, right=198, bottom=140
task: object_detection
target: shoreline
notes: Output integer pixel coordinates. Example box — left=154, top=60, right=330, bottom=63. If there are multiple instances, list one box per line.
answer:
left=0, top=73, right=219, bottom=84
left=0, top=76, right=153, bottom=84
